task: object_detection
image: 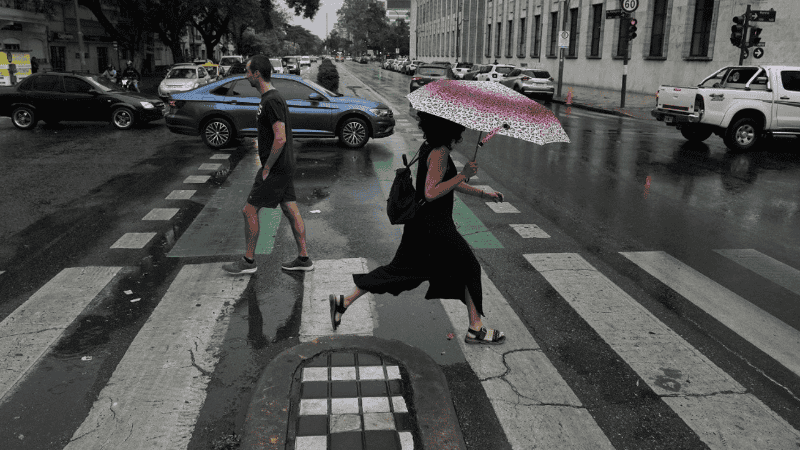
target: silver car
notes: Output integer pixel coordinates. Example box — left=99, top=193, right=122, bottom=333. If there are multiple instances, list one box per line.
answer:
left=499, top=68, right=555, bottom=100
left=158, top=64, right=213, bottom=100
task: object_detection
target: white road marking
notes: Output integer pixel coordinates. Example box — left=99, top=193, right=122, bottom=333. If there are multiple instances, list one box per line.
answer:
left=622, top=251, right=800, bottom=378
left=294, top=436, right=326, bottom=450
left=209, top=154, right=230, bottom=159
left=300, top=258, right=375, bottom=342
left=198, top=163, right=222, bottom=171
left=0, top=267, right=123, bottom=404
left=510, top=224, right=550, bottom=238
left=183, top=175, right=210, bottom=183
left=64, top=264, right=250, bottom=450
left=486, top=202, right=520, bottom=213
left=166, top=190, right=196, bottom=200
left=528, top=252, right=800, bottom=449
left=439, top=267, right=614, bottom=449
left=142, top=208, right=179, bottom=221
left=110, top=232, right=157, bottom=249
left=713, top=248, right=800, bottom=297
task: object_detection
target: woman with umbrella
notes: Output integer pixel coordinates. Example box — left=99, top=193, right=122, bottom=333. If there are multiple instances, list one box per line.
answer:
left=329, top=110, right=508, bottom=345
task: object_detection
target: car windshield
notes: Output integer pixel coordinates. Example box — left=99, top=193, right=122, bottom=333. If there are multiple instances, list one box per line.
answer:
left=220, top=57, right=240, bottom=65
left=85, top=75, right=120, bottom=92
left=270, top=59, right=282, bottom=67
left=522, top=70, right=551, bottom=78
left=302, top=78, right=343, bottom=97
left=417, top=67, right=448, bottom=77
left=496, top=66, right=515, bottom=75
left=456, top=63, right=472, bottom=68
left=285, top=58, right=297, bottom=63
left=168, top=68, right=197, bottom=79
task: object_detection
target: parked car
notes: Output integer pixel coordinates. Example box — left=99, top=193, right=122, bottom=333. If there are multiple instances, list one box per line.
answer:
left=359, top=56, right=368, bottom=64
left=462, top=64, right=485, bottom=81
left=345, top=56, right=352, bottom=61
left=226, top=62, right=247, bottom=76
left=219, top=55, right=244, bottom=75
left=403, top=60, right=425, bottom=75
left=409, top=64, right=456, bottom=93
left=158, top=64, right=214, bottom=100
left=430, top=61, right=453, bottom=68
left=499, top=68, right=555, bottom=100
left=165, top=74, right=396, bottom=149
left=199, top=61, right=223, bottom=81
left=383, top=59, right=395, bottom=70
left=270, top=58, right=285, bottom=74
left=452, top=62, right=473, bottom=79
left=475, top=64, right=516, bottom=81
left=300, top=56, right=311, bottom=67
left=311, top=56, right=318, bottom=63
left=1, top=72, right=165, bottom=130
left=282, top=56, right=301, bottom=75
left=397, top=60, right=412, bottom=74
left=393, top=60, right=408, bottom=72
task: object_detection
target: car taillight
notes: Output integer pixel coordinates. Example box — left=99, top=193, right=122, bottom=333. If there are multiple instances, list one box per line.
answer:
left=412, top=77, right=422, bottom=82
left=169, top=100, right=185, bottom=108
left=521, top=77, right=530, bottom=81
left=549, top=77, right=554, bottom=81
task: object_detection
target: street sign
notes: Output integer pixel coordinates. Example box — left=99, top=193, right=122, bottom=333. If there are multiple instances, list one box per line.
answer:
left=559, top=31, right=570, bottom=48
left=753, top=47, right=764, bottom=59
left=749, top=9, right=776, bottom=22
left=606, top=9, right=630, bottom=19
left=755, top=42, right=765, bottom=47
left=621, top=0, right=639, bottom=13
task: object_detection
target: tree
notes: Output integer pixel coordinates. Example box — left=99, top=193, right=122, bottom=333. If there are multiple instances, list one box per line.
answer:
left=336, top=0, right=389, bottom=55
left=146, top=0, right=196, bottom=64
left=77, top=0, right=151, bottom=67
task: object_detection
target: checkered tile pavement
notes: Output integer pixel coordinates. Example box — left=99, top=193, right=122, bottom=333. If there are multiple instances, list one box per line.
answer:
left=287, top=352, right=417, bottom=450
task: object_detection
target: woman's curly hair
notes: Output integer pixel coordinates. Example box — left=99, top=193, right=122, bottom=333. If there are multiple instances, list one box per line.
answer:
left=416, top=111, right=465, bottom=150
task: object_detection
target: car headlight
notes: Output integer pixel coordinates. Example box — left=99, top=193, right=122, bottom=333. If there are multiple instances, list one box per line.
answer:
left=370, top=108, right=392, bottom=118
left=140, top=101, right=155, bottom=109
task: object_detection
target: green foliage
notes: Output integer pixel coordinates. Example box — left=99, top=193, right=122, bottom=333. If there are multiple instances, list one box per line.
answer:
left=317, top=59, right=339, bottom=92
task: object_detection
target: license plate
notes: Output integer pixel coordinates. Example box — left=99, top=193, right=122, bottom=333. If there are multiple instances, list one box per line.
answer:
left=665, top=116, right=674, bottom=123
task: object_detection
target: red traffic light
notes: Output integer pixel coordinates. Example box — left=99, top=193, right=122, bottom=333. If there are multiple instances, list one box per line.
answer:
left=630, top=18, right=638, bottom=26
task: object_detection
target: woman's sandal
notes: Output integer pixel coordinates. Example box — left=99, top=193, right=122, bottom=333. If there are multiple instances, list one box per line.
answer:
left=329, top=294, right=347, bottom=331
left=465, top=326, right=506, bottom=345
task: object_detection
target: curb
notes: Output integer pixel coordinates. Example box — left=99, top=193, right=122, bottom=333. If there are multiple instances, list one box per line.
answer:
left=241, top=335, right=467, bottom=450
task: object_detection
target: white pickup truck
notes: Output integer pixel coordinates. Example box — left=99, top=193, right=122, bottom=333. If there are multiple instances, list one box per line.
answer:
left=651, top=65, right=800, bottom=151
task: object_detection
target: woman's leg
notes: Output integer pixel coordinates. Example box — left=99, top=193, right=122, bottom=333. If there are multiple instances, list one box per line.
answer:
left=335, top=286, right=368, bottom=322
left=465, top=286, right=483, bottom=331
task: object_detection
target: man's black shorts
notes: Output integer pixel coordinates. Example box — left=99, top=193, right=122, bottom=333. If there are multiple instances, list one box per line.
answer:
left=247, top=169, right=296, bottom=208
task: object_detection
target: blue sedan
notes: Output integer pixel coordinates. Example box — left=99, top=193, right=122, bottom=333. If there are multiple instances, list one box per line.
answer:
left=165, top=74, right=395, bottom=149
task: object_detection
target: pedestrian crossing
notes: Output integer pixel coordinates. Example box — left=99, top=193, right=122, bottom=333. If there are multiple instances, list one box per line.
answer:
left=2, top=244, right=798, bottom=448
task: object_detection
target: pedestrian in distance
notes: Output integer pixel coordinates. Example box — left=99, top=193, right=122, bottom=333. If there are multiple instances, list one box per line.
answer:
left=102, top=64, right=117, bottom=84
left=329, top=111, right=507, bottom=345
left=223, top=55, right=313, bottom=275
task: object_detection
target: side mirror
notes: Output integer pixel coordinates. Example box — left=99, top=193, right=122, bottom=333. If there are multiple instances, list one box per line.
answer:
left=308, top=92, right=323, bottom=101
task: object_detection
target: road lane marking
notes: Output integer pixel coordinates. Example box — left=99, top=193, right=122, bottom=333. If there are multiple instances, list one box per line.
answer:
left=210, top=154, right=230, bottom=159
left=486, top=202, right=520, bottom=213
left=713, top=248, right=800, bottom=297
left=509, top=224, right=550, bottom=238
left=528, top=252, right=800, bottom=448
left=621, top=251, right=800, bottom=378
left=64, top=264, right=250, bottom=450
left=110, top=232, right=157, bottom=249
left=300, top=258, right=374, bottom=342
left=0, top=266, right=123, bottom=404
left=166, top=190, right=196, bottom=200
left=439, top=267, right=614, bottom=449
left=142, top=208, right=179, bottom=221
left=183, top=175, right=210, bottom=183
left=198, top=163, right=223, bottom=171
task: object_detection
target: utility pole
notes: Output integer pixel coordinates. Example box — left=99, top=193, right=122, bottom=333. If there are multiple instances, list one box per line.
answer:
left=556, top=0, right=568, bottom=98
left=455, top=0, right=460, bottom=63
left=73, top=0, right=86, bottom=70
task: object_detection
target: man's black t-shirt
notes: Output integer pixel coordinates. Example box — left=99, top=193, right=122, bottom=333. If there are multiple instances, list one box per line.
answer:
left=257, top=89, right=295, bottom=175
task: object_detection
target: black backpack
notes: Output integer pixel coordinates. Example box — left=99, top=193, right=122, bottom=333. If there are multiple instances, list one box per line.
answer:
left=387, top=153, right=425, bottom=225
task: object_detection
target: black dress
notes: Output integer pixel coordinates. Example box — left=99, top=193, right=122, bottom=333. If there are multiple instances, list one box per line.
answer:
left=353, top=141, right=484, bottom=316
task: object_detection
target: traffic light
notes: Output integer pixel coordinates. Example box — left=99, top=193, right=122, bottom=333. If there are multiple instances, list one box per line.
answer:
left=731, top=15, right=745, bottom=47
left=628, top=19, right=638, bottom=41
left=749, top=26, right=762, bottom=47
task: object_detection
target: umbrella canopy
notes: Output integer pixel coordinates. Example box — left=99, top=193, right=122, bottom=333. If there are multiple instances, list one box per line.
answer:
left=407, top=80, right=570, bottom=148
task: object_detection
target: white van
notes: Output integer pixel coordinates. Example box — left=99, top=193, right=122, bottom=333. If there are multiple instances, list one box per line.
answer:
left=219, top=55, right=244, bottom=75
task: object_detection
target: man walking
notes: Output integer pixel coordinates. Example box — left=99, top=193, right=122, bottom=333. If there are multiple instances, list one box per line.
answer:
left=223, top=55, right=313, bottom=274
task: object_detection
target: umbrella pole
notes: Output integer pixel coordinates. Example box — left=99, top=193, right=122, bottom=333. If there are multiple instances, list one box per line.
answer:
left=472, top=131, right=483, bottom=161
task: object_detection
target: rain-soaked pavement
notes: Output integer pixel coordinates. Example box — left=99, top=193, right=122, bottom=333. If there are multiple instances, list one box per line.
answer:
left=1, top=61, right=799, bottom=449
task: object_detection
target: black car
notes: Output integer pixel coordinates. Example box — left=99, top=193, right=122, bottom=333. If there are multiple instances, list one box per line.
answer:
left=409, top=64, right=457, bottom=93
left=0, top=72, right=165, bottom=130
left=226, top=62, right=247, bottom=76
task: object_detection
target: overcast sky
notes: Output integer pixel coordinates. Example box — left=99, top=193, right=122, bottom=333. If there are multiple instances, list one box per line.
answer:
left=283, top=0, right=344, bottom=40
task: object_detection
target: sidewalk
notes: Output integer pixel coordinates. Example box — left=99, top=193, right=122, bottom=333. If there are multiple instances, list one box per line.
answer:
left=550, top=83, right=657, bottom=121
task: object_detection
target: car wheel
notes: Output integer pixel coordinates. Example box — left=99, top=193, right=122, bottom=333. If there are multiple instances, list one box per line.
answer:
left=724, top=117, right=761, bottom=152
left=111, top=107, right=135, bottom=130
left=338, top=117, right=369, bottom=148
left=11, top=106, right=37, bottom=130
left=680, top=125, right=713, bottom=142
left=202, top=117, right=234, bottom=149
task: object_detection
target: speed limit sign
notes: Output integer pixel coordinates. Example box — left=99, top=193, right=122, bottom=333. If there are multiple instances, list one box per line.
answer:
left=622, top=0, right=639, bottom=12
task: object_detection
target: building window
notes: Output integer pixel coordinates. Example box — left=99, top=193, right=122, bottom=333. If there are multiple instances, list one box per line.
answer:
left=568, top=8, right=578, bottom=57
left=4, top=43, right=21, bottom=50
left=507, top=19, right=513, bottom=56
left=690, top=0, right=714, bottom=57
left=518, top=17, right=526, bottom=56
left=532, top=15, right=541, bottom=57
left=590, top=4, right=602, bottom=57
left=548, top=12, right=558, bottom=56
left=649, top=0, right=668, bottom=57
left=487, top=23, right=492, bottom=57
left=496, top=21, right=502, bottom=56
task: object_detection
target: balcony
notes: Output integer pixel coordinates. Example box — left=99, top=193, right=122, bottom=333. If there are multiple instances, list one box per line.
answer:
left=0, top=0, right=49, bottom=27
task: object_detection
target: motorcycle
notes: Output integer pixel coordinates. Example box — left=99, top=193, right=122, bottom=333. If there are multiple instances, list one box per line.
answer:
left=120, top=77, right=139, bottom=92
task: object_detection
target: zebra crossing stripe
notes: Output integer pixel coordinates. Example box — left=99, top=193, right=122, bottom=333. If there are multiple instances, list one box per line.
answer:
left=439, top=267, right=614, bottom=449
left=64, top=264, right=250, bottom=450
left=527, top=253, right=800, bottom=449
left=621, top=251, right=800, bottom=378
left=0, top=267, right=123, bottom=404
left=713, top=248, right=800, bottom=297
left=300, top=258, right=374, bottom=342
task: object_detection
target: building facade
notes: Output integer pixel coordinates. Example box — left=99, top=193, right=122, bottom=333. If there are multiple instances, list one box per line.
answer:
left=411, top=0, right=799, bottom=95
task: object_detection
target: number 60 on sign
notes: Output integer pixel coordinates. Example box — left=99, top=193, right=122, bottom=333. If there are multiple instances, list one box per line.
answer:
left=622, top=0, right=639, bottom=12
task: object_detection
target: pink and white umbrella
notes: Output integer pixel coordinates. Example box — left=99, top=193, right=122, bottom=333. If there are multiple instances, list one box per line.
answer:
left=407, top=80, right=570, bottom=158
